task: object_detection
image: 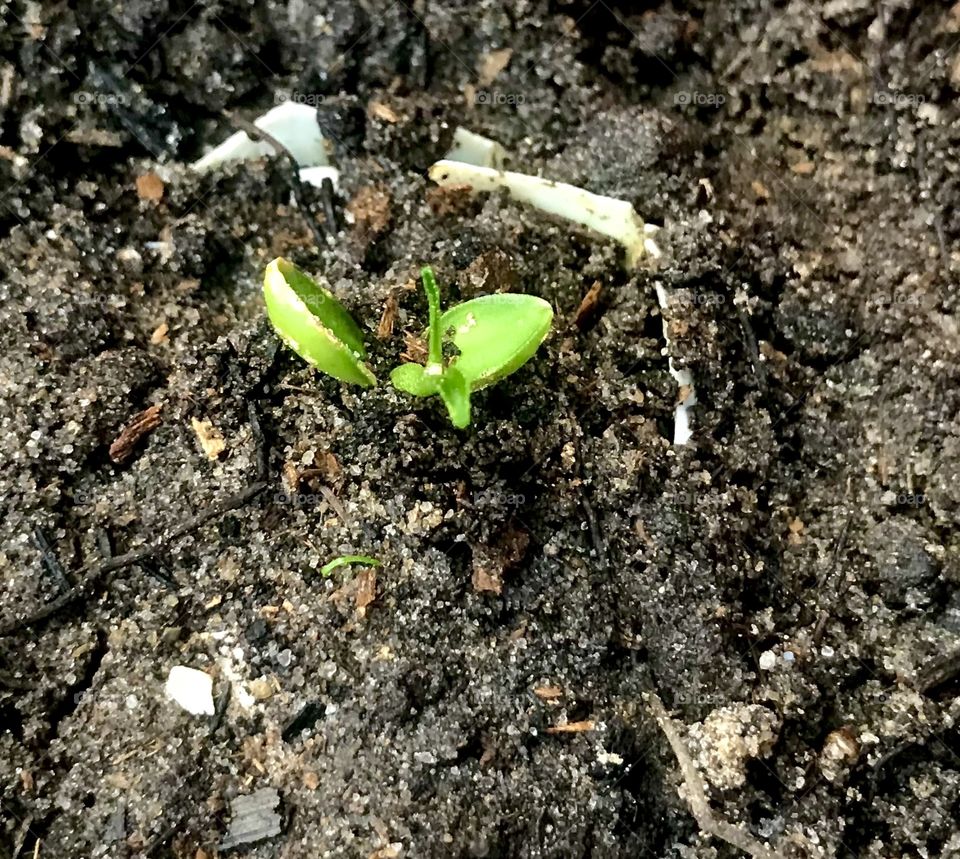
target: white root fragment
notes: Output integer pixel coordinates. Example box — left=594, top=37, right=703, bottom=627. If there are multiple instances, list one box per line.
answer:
left=191, top=102, right=330, bottom=172
left=646, top=691, right=784, bottom=859
left=428, top=159, right=660, bottom=268
left=444, top=127, right=508, bottom=169
left=655, top=283, right=696, bottom=445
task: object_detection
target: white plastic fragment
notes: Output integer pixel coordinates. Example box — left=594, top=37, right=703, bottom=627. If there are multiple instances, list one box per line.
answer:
left=165, top=665, right=215, bottom=716
left=191, top=102, right=329, bottom=172
left=428, top=159, right=660, bottom=267
left=444, top=127, right=508, bottom=169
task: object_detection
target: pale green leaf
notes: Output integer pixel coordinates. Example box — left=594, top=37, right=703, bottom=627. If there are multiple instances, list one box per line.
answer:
left=390, top=362, right=440, bottom=397
left=439, top=294, right=553, bottom=389
left=437, top=366, right=471, bottom=428
left=263, top=257, right=375, bottom=387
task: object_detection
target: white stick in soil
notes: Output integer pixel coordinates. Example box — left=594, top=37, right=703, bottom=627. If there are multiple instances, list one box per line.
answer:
left=427, top=160, right=661, bottom=268
left=443, top=127, right=508, bottom=169
left=656, top=283, right=696, bottom=445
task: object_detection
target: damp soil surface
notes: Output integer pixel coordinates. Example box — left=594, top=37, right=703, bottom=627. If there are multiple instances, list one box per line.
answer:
left=2, top=1, right=960, bottom=857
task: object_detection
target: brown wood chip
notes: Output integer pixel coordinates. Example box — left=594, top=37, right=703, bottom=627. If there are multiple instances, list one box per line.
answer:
left=477, top=47, right=513, bottom=86
left=109, top=405, right=162, bottom=464
left=472, top=566, right=502, bottom=595
left=546, top=720, right=595, bottom=734
left=298, top=451, right=342, bottom=487
left=355, top=568, right=377, bottom=614
left=574, top=280, right=602, bottom=329
left=368, top=101, right=399, bottom=123
left=472, top=524, right=529, bottom=595
left=751, top=180, right=770, bottom=200
left=191, top=417, right=226, bottom=460
left=150, top=321, right=169, bottom=344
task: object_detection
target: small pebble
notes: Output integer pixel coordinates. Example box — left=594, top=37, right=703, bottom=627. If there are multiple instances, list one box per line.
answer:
left=165, top=666, right=215, bottom=716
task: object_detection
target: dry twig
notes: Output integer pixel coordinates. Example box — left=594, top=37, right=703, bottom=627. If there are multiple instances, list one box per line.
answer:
left=646, top=691, right=784, bottom=859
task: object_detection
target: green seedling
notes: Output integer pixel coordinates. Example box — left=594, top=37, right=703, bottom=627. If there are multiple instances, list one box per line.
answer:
left=262, top=259, right=552, bottom=427
left=320, top=555, right=381, bottom=577
left=390, top=267, right=553, bottom=428
left=263, top=257, right=376, bottom=387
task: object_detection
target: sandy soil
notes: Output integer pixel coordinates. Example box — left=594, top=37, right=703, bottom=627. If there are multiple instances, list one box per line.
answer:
left=1, top=1, right=960, bottom=857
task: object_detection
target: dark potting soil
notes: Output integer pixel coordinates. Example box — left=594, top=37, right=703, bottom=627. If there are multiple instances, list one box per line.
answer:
left=1, top=1, right=960, bottom=857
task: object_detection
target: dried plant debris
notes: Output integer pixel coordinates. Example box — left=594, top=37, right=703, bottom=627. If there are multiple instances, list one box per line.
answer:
left=647, top=692, right=784, bottom=859
left=109, top=404, right=162, bottom=464
left=220, top=788, right=283, bottom=851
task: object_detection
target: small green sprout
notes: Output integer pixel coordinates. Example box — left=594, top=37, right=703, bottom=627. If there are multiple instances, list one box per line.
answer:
left=320, top=555, right=381, bottom=577
left=263, top=257, right=376, bottom=387
left=262, top=259, right=551, bottom=428
left=390, top=267, right=553, bottom=428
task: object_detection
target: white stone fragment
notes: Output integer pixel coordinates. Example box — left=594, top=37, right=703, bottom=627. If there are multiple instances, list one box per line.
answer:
left=165, top=665, right=215, bottom=716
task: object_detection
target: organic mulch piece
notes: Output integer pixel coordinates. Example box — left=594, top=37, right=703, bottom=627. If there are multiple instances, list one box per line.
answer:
left=109, top=405, right=162, bottom=464
left=220, top=788, right=282, bottom=851
left=545, top=720, right=595, bottom=734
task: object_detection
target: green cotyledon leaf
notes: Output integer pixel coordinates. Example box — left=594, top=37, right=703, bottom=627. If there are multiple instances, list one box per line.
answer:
left=389, top=362, right=440, bottom=397
left=263, top=257, right=376, bottom=387
left=439, top=293, right=553, bottom=390
left=436, top=365, right=471, bottom=428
